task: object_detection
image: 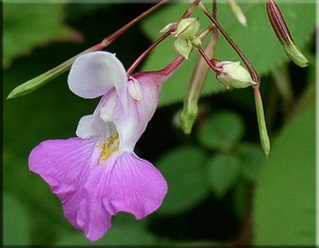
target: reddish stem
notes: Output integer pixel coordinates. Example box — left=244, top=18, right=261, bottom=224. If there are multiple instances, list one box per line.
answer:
left=197, top=46, right=220, bottom=73
left=100, top=0, right=170, bottom=48
left=127, top=30, right=172, bottom=76
left=127, top=0, right=202, bottom=76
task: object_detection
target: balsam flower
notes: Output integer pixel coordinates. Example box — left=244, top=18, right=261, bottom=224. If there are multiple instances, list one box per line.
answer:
left=29, top=51, right=183, bottom=242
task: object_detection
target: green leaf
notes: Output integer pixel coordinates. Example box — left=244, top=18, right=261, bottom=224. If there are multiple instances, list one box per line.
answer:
left=198, top=111, right=244, bottom=151
left=206, top=153, right=241, bottom=198
left=141, top=2, right=315, bottom=106
left=254, top=103, right=315, bottom=245
left=156, top=146, right=210, bottom=215
left=3, top=3, right=74, bottom=68
left=3, top=193, right=32, bottom=246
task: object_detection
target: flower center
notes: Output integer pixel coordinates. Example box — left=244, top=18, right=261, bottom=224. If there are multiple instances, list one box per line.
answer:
left=99, top=132, right=119, bottom=164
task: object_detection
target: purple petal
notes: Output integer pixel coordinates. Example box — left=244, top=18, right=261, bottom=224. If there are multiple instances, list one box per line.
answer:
left=29, top=137, right=112, bottom=241
left=29, top=138, right=98, bottom=200
left=29, top=138, right=167, bottom=242
left=95, top=152, right=168, bottom=219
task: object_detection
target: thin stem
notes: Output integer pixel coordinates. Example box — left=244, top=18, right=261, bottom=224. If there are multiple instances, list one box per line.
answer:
left=101, top=0, right=169, bottom=47
left=197, top=46, right=220, bottom=72
left=198, top=2, right=260, bottom=84
left=126, top=30, right=172, bottom=76
left=181, top=0, right=202, bottom=19
left=127, top=0, right=202, bottom=75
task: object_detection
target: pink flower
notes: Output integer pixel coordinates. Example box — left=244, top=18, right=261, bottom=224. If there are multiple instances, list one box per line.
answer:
left=29, top=51, right=183, bottom=241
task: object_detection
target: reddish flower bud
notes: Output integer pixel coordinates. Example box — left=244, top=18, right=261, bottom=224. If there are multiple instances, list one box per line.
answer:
left=267, top=0, right=309, bottom=67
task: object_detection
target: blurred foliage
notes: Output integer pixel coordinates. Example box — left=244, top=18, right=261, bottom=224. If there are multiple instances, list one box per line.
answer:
left=3, top=3, right=75, bottom=68
left=3, top=1, right=316, bottom=246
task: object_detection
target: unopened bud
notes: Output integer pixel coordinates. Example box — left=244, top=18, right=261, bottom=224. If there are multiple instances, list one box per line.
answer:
left=190, top=37, right=201, bottom=47
left=179, top=102, right=198, bottom=134
left=173, top=18, right=200, bottom=39
left=212, top=60, right=257, bottom=89
left=284, top=42, right=309, bottom=68
left=267, top=0, right=309, bottom=68
left=174, top=38, right=193, bottom=59
left=180, top=42, right=216, bottom=134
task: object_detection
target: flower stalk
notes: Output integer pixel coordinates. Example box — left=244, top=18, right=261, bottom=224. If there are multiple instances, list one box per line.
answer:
left=7, top=0, right=169, bottom=99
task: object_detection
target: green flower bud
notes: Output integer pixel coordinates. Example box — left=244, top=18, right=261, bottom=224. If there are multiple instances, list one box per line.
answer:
left=213, top=60, right=257, bottom=89
left=179, top=101, right=198, bottom=134
left=190, top=37, right=201, bottom=48
left=284, top=42, right=309, bottom=68
left=173, top=18, right=200, bottom=39
left=267, top=0, right=309, bottom=68
left=174, top=38, right=193, bottom=59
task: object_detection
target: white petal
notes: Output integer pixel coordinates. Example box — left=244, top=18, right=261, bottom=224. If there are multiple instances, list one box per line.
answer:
left=99, top=91, right=117, bottom=122
left=128, top=77, right=142, bottom=102
left=68, top=51, right=127, bottom=99
left=76, top=114, right=103, bottom=139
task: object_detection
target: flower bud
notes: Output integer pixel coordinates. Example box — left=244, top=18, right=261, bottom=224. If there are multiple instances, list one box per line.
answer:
left=190, top=37, right=201, bottom=47
left=174, top=38, right=193, bottom=59
left=179, top=42, right=216, bottom=134
left=212, top=60, right=257, bottom=89
left=173, top=18, right=200, bottom=40
left=283, top=42, right=309, bottom=68
left=267, top=0, right=309, bottom=68
left=179, top=101, right=198, bottom=134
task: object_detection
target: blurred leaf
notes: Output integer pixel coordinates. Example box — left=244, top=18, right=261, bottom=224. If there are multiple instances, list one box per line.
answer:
left=56, top=213, right=157, bottom=245
left=238, top=142, right=266, bottom=182
left=3, top=192, right=32, bottom=246
left=198, top=111, right=244, bottom=151
left=156, top=146, right=210, bottom=215
left=141, top=1, right=315, bottom=106
left=3, top=3, right=75, bottom=68
left=254, top=102, right=315, bottom=245
left=207, top=153, right=241, bottom=198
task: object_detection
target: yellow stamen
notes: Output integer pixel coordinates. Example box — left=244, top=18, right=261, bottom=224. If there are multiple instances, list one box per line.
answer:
left=99, top=133, right=119, bottom=164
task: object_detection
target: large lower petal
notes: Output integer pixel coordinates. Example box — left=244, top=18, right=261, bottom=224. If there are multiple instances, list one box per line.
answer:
left=29, top=138, right=97, bottom=201
left=87, top=152, right=168, bottom=219
left=28, top=137, right=112, bottom=241
left=29, top=138, right=167, bottom=242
